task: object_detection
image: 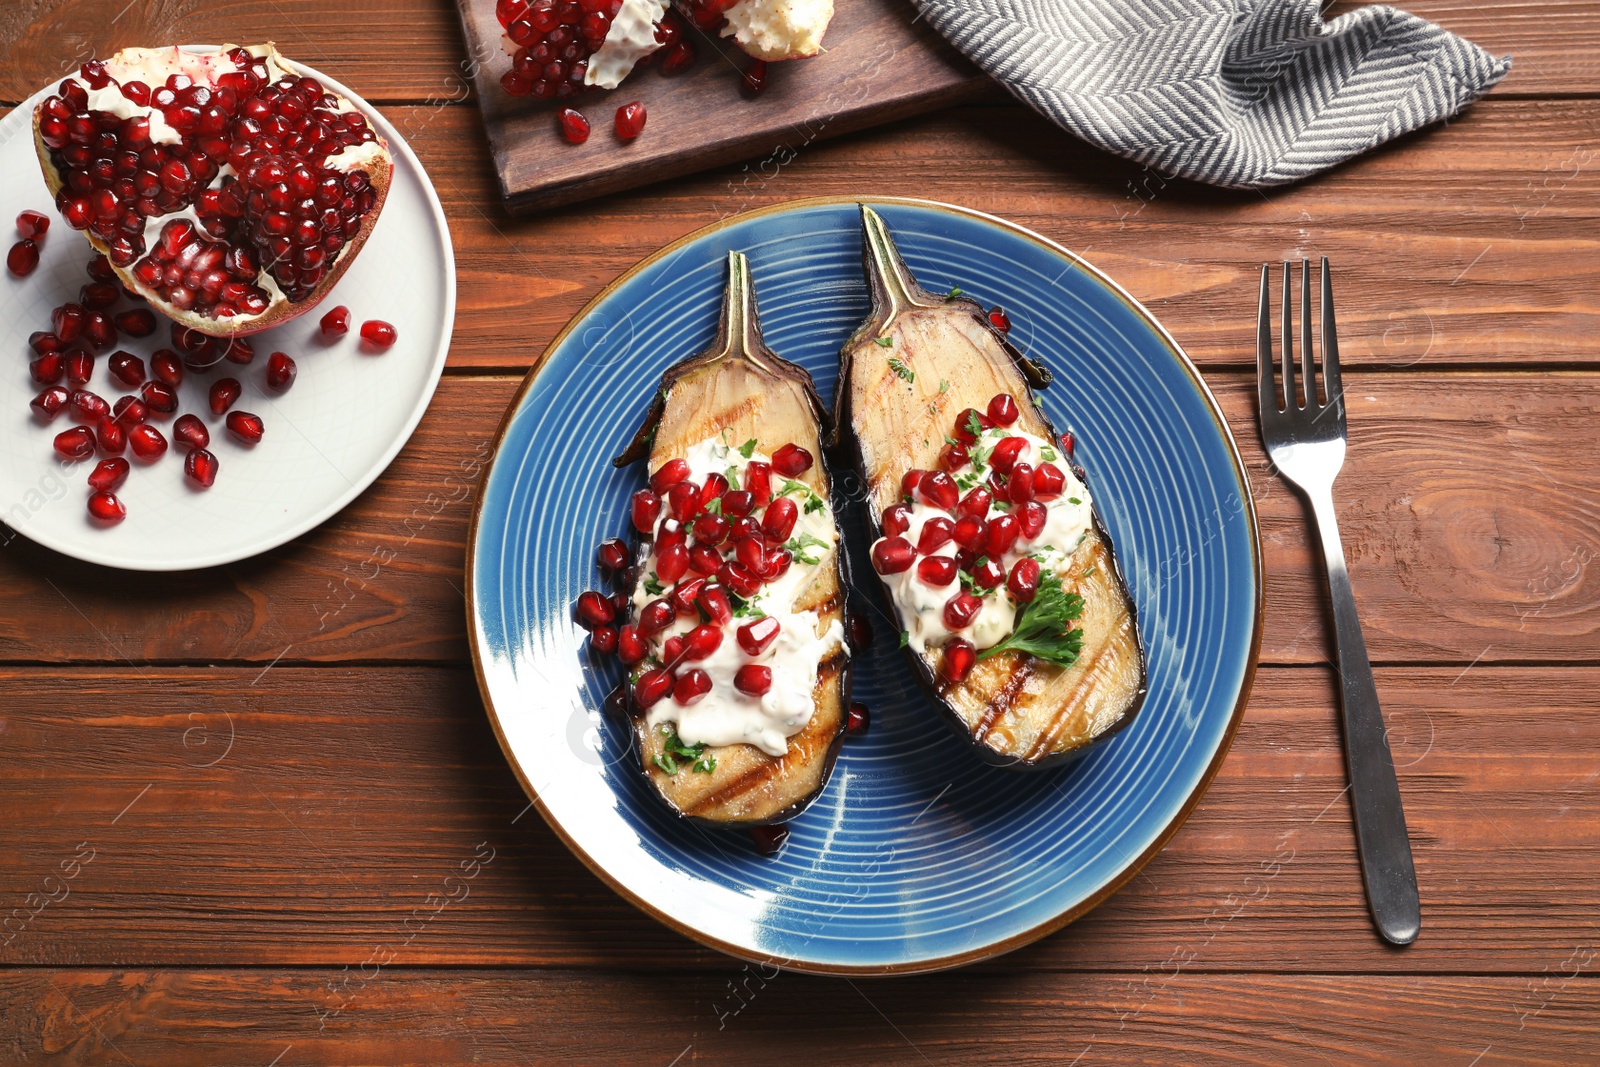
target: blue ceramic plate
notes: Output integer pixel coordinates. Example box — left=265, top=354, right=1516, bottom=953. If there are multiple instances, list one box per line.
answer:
left=467, top=198, right=1261, bottom=975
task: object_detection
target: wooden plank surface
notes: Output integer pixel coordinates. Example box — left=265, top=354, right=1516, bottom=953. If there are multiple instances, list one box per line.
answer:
left=2, top=371, right=1595, bottom=666
left=0, top=665, right=1594, bottom=973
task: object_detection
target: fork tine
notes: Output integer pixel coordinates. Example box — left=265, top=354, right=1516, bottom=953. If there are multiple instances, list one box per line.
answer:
left=1281, top=261, right=1295, bottom=409
left=1300, top=259, right=1316, bottom=405
left=1257, top=264, right=1276, bottom=414
left=1320, top=257, right=1343, bottom=414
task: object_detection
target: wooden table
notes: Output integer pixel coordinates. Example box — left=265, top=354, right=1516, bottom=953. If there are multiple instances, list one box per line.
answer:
left=3, top=2, right=1597, bottom=1062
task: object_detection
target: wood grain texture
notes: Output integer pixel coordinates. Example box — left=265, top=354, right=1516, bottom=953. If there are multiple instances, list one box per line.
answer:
left=3, top=969, right=1597, bottom=1065
left=458, top=0, right=988, bottom=212
left=3, top=372, right=1595, bottom=666
left=0, top=665, right=1595, bottom=973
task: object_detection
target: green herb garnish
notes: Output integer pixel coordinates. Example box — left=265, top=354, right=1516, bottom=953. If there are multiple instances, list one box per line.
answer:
left=738, top=438, right=758, bottom=459
left=978, top=575, right=1085, bottom=668
left=938, top=379, right=950, bottom=395
left=964, top=411, right=984, bottom=440
left=888, top=356, right=915, bottom=384
left=1067, top=497, right=1081, bottom=505
left=784, top=532, right=830, bottom=566
left=656, top=727, right=714, bottom=775
left=643, top=573, right=665, bottom=595
left=946, top=287, right=963, bottom=300
left=874, top=336, right=893, bottom=347
left=803, top=494, right=825, bottom=515
left=899, top=631, right=910, bottom=649
left=1041, top=446, right=1057, bottom=462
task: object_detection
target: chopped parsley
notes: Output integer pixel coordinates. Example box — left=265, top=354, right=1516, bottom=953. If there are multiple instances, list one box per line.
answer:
left=737, top=438, right=758, bottom=459
left=1067, top=497, right=1081, bottom=505
left=888, top=356, right=915, bottom=384
left=945, top=287, right=963, bottom=300
left=899, top=631, right=910, bottom=649
left=776, top=478, right=822, bottom=510
left=978, top=575, right=1085, bottom=668
left=874, top=336, right=893, bottom=347
left=731, top=594, right=766, bottom=619
left=705, top=497, right=723, bottom=515
left=938, top=379, right=950, bottom=395
left=643, top=573, right=665, bottom=595
left=1041, top=446, right=1057, bottom=462
left=655, top=726, right=717, bottom=775
left=955, top=471, right=983, bottom=491
left=964, top=411, right=984, bottom=440
left=958, top=558, right=992, bottom=596
left=784, top=532, right=831, bottom=566
left=803, top=494, right=826, bottom=515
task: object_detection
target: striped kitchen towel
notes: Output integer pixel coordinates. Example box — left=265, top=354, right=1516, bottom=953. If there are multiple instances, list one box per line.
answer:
left=911, top=0, right=1511, bottom=188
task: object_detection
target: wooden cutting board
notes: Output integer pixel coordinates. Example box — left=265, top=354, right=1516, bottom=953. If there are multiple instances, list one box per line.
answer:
left=455, top=0, right=991, bottom=214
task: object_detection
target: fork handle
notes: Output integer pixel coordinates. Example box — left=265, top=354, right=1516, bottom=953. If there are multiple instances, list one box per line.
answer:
left=1307, top=487, right=1421, bottom=946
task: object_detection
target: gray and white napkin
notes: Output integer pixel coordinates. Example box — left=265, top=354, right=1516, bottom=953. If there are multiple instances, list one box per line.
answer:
left=911, top=0, right=1511, bottom=189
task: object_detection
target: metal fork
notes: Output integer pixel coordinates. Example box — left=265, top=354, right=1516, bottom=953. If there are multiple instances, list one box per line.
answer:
left=1257, top=259, right=1420, bottom=946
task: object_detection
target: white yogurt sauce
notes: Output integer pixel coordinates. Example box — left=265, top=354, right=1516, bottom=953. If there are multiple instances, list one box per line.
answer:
left=874, top=424, right=1093, bottom=653
left=635, top=435, right=846, bottom=757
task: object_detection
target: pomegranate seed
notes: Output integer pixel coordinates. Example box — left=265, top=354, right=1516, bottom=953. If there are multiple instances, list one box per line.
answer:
left=721, top=490, right=754, bottom=517
left=140, top=381, right=179, bottom=414
left=688, top=543, right=722, bottom=575
left=728, top=516, right=760, bottom=543
left=54, top=426, right=96, bottom=460
left=173, top=413, right=210, bottom=450
left=918, top=516, right=955, bottom=553
left=151, top=350, right=184, bottom=388
left=575, top=590, right=616, bottom=629
left=917, top=555, right=958, bottom=587
left=673, top=669, right=712, bottom=705
left=650, top=458, right=691, bottom=494
left=987, top=393, right=1020, bottom=427
left=1007, top=558, right=1042, bottom=602
left=985, top=513, right=1021, bottom=556
left=749, top=824, right=788, bottom=855
left=609, top=590, right=630, bottom=617
left=114, top=396, right=148, bottom=425
left=184, top=447, right=218, bottom=486
left=682, top=624, right=723, bottom=662
left=1060, top=432, right=1075, bottom=456
left=108, top=351, right=146, bottom=387
left=656, top=541, right=690, bottom=583
left=917, top=471, right=960, bottom=511
left=882, top=504, right=911, bottom=537
left=937, top=443, right=969, bottom=472
left=943, top=593, right=983, bottom=630
left=734, top=664, right=772, bottom=697
left=846, top=613, right=873, bottom=651
left=31, top=354, right=64, bottom=385
left=220, top=337, right=256, bottom=365
left=558, top=107, right=590, bottom=143
left=634, top=668, right=674, bottom=709
left=953, top=515, right=988, bottom=552
left=1033, top=462, right=1066, bottom=500
left=7, top=240, right=39, bottom=277
left=86, top=255, right=115, bottom=282
left=731, top=534, right=766, bottom=574
left=87, top=491, right=126, bottom=524
left=589, top=625, right=618, bottom=656
left=114, top=309, right=158, bottom=337
left=745, top=461, right=773, bottom=506
left=70, top=390, right=109, bottom=421
left=320, top=306, right=351, bottom=337
left=631, top=488, right=662, bottom=533
left=65, top=353, right=95, bottom=388
left=900, top=469, right=925, bottom=500
left=741, top=58, right=768, bottom=97
left=662, top=634, right=687, bottom=668
left=953, top=409, right=993, bottom=446
left=670, top=576, right=707, bottom=617
left=617, top=624, right=647, bottom=665
left=129, top=424, right=168, bottom=461
left=871, top=536, right=915, bottom=575
left=88, top=457, right=130, bottom=492
left=698, top=473, right=728, bottom=509
left=666, top=480, right=703, bottom=522
left=208, top=377, right=241, bottom=415
left=597, top=537, right=630, bottom=575
left=692, top=513, right=729, bottom=545
left=846, top=701, right=869, bottom=736
left=988, top=437, right=1027, bottom=474
left=737, top=616, right=781, bottom=656
left=17, top=210, right=50, bottom=240
left=30, top=331, right=64, bottom=355
left=660, top=39, right=696, bottom=75
left=1017, top=501, right=1048, bottom=539
left=1007, top=462, right=1036, bottom=505
left=762, top=497, right=798, bottom=543
left=716, top=561, right=762, bottom=599
left=972, top=557, right=1006, bottom=590
left=266, top=351, right=297, bottom=390
left=771, top=443, right=812, bottom=476
left=360, top=320, right=397, bottom=349
left=989, top=307, right=1012, bottom=333
left=638, top=598, right=675, bottom=636
left=957, top=488, right=991, bottom=520
left=82, top=312, right=115, bottom=351
left=31, top=386, right=70, bottom=421
left=614, top=101, right=646, bottom=140
left=80, top=282, right=120, bottom=310
left=942, top=638, right=977, bottom=683
left=94, top=416, right=126, bottom=454
left=698, top=585, right=732, bottom=625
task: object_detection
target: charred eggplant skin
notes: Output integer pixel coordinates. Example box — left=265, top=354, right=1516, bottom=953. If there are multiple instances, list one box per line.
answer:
left=836, top=204, right=1147, bottom=771
left=613, top=252, right=852, bottom=826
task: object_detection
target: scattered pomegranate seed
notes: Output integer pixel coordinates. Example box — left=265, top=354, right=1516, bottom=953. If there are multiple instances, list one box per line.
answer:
left=30, top=354, right=65, bottom=385
left=657, top=541, right=690, bottom=583
left=650, top=458, right=691, bottom=493
left=737, top=616, right=781, bottom=656
left=682, top=624, right=723, bottom=662
left=953, top=409, right=992, bottom=446
left=846, top=614, right=873, bottom=651
left=359, top=319, right=397, bottom=349
left=575, top=590, right=616, bottom=629
left=319, top=305, right=351, bottom=337
left=1033, top=462, right=1065, bottom=500
left=662, top=634, right=687, bottom=668
left=635, top=668, right=674, bottom=709
left=666, top=480, right=703, bottom=522
left=917, top=470, right=960, bottom=511
left=94, top=416, right=126, bottom=454
left=638, top=598, right=675, bottom=636
left=558, top=108, right=590, bottom=144
left=70, top=390, right=109, bottom=421
left=689, top=542, right=722, bottom=576
left=108, top=351, right=146, bottom=387
left=30, top=331, right=64, bottom=355
left=698, top=473, right=728, bottom=509
left=734, top=664, right=772, bottom=697
left=1007, top=558, right=1042, bottom=602
left=609, top=590, right=630, bottom=617
left=762, top=496, right=798, bottom=543
left=943, top=593, right=983, bottom=630
left=882, top=504, right=910, bottom=538
left=596, top=537, right=630, bottom=575
left=692, top=513, right=729, bottom=546
left=957, top=487, right=992, bottom=519
left=86, top=255, right=115, bottom=281
left=615, top=101, right=646, bottom=141
left=53, top=426, right=96, bottom=460
left=184, top=447, right=218, bottom=486
left=669, top=577, right=707, bottom=617
left=745, top=461, right=772, bottom=506
left=81, top=282, right=120, bottom=310
left=1017, top=501, right=1048, bottom=539
left=173, top=414, right=210, bottom=450
left=918, top=517, right=955, bottom=554
left=151, top=350, right=184, bottom=388
left=220, top=337, right=256, bottom=365
left=87, top=491, right=126, bottom=524
left=985, top=513, right=1021, bottom=556
left=697, top=586, right=732, bottom=625
left=208, top=377, right=242, bottom=415
left=942, top=638, right=976, bottom=683
left=917, top=555, right=958, bottom=587
left=66, top=352, right=95, bottom=388
left=771, top=443, right=812, bottom=476
left=717, top=560, right=761, bottom=598
left=741, top=58, right=768, bottom=97
left=720, top=490, right=754, bottom=517
left=631, top=488, right=662, bottom=533
left=589, top=626, right=618, bottom=656
left=17, top=210, right=50, bottom=240
left=972, top=557, right=1006, bottom=590
left=953, top=515, right=988, bottom=552
left=128, top=423, right=168, bottom=461
left=749, top=824, right=788, bottom=855
left=113, top=308, right=158, bottom=337
left=937, top=443, right=969, bottom=472
left=846, top=701, right=869, bottom=736
left=170, top=324, right=218, bottom=368
left=617, top=624, right=647, bottom=665
left=659, top=40, right=696, bottom=75
left=7, top=240, right=39, bottom=277
left=988, top=307, right=1011, bottom=333
left=31, top=386, right=70, bottom=421
left=871, top=536, right=914, bottom=575
left=1060, top=431, right=1075, bottom=456
left=88, top=457, right=130, bottom=492
left=1007, top=462, right=1036, bottom=505
left=265, top=351, right=297, bottom=391
left=989, top=436, right=1027, bottom=474
left=140, top=381, right=179, bottom=414
left=987, top=393, right=1019, bottom=426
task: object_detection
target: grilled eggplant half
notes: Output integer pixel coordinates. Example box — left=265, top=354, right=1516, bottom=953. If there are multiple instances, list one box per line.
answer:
left=612, top=252, right=851, bottom=825
left=836, top=206, right=1146, bottom=769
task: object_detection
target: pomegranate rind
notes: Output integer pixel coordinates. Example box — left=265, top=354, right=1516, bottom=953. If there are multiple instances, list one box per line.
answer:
left=32, top=43, right=395, bottom=338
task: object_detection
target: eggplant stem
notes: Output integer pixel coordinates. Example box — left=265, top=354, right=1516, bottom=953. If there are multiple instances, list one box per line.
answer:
left=711, top=251, right=781, bottom=376
left=860, top=205, right=941, bottom=319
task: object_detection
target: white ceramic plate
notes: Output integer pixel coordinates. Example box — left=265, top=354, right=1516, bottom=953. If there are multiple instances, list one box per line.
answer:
left=0, top=48, right=453, bottom=570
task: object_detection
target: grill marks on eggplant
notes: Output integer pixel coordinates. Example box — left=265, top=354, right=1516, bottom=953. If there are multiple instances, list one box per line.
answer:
left=840, top=205, right=1147, bottom=769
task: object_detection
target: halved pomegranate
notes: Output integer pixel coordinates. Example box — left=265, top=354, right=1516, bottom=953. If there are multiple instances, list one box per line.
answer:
left=33, top=45, right=393, bottom=337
